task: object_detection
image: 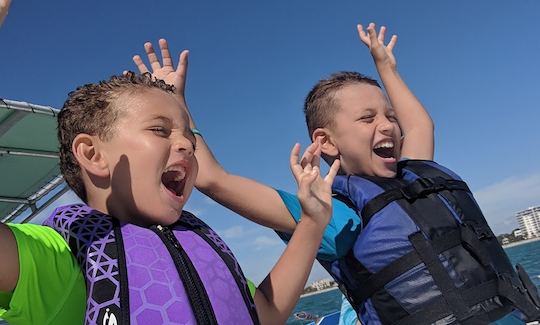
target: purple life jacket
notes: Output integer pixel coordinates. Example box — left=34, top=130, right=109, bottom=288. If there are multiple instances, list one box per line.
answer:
left=44, top=204, right=260, bottom=325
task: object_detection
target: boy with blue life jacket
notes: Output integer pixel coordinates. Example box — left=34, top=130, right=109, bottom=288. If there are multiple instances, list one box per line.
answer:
left=183, top=23, right=540, bottom=324
left=0, top=39, right=340, bottom=324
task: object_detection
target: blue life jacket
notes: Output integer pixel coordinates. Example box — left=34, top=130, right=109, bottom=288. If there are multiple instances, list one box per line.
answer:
left=44, top=204, right=260, bottom=325
left=327, top=160, right=540, bottom=325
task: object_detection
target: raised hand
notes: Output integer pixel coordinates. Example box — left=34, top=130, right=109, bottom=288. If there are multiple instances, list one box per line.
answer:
left=0, top=0, right=11, bottom=27
left=357, top=23, right=397, bottom=69
left=132, top=39, right=188, bottom=98
left=290, top=139, right=340, bottom=225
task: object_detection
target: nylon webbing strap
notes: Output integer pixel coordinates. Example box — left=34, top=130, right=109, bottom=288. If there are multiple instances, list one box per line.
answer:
left=361, top=178, right=470, bottom=226
left=517, top=264, right=540, bottom=309
left=352, top=225, right=495, bottom=305
left=393, top=280, right=504, bottom=325
left=409, top=232, right=472, bottom=322
left=113, top=222, right=131, bottom=325
left=393, top=296, right=452, bottom=325
left=353, top=231, right=459, bottom=304
left=352, top=249, right=420, bottom=305
left=460, top=225, right=491, bottom=266
left=498, top=280, right=540, bottom=320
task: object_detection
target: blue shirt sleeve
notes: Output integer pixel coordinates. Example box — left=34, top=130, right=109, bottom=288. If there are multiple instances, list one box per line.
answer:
left=275, top=189, right=361, bottom=261
left=339, top=294, right=358, bottom=325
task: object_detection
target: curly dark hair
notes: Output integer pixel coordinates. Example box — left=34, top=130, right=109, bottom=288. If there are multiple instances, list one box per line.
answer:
left=304, top=71, right=380, bottom=138
left=58, top=72, right=175, bottom=201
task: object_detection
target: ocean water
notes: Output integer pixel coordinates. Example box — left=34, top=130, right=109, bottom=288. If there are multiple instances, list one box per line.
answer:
left=504, top=239, right=540, bottom=289
left=287, top=239, right=540, bottom=324
left=287, top=288, right=343, bottom=325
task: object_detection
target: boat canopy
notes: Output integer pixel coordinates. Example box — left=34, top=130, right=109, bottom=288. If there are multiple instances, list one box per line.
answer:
left=0, top=99, right=68, bottom=223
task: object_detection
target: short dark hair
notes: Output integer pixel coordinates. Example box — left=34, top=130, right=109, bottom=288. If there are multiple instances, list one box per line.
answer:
left=304, top=71, right=380, bottom=137
left=58, top=72, right=175, bottom=201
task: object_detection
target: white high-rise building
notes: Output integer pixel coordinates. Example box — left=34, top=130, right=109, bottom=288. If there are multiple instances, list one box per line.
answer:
left=516, top=206, right=540, bottom=239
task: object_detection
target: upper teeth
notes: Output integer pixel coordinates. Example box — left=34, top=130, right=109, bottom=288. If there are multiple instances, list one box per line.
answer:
left=164, top=166, right=186, bottom=181
left=173, top=174, right=184, bottom=182
left=374, top=142, right=394, bottom=149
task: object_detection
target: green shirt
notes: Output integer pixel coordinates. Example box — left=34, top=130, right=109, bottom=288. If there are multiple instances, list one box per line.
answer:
left=0, top=224, right=85, bottom=324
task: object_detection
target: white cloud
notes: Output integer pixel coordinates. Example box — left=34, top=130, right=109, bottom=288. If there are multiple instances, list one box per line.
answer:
left=220, top=225, right=245, bottom=239
left=186, top=208, right=204, bottom=217
left=473, top=173, right=540, bottom=235
left=183, top=199, right=205, bottom=217
left=204, top=196, right=218, bottom=206
left=254, top=235, right=282, bottom=250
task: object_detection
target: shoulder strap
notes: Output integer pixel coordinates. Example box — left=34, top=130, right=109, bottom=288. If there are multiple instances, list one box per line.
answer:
left=362, top=176, right=470, bottom=227
left=45, top=204, right=130, bottom=325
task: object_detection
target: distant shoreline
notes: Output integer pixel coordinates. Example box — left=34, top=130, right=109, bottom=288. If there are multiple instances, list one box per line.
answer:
left=301, top=286, right=339, bottom=298
left=503, top=237, right=540, bottom=249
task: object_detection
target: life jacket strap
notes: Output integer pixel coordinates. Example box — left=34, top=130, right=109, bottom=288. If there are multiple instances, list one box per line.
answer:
left=497, top=266, right=540, bottom=321
left=409, top=231, right=476, bottom=321
left=392, top=281, right=502, bottom=325
left=349, top=225, right=491, bottom=306
left=361, top=178, right=470, bottom=226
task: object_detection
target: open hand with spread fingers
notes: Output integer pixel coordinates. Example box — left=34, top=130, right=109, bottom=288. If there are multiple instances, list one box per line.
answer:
left=357, top=22, right=398, bottom=69
left=132, top=39, right=189, bottom=99
left=290, top=139, right=340, bottom=226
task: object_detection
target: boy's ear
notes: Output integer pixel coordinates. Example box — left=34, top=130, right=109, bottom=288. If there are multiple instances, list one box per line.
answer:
left=72, top=134, right=109, bottom=178
left=312, top=128, right=339, bottom=157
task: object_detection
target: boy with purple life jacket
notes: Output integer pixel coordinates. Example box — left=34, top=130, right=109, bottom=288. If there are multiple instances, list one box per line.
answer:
left=0, top=36, right=340, bottom=324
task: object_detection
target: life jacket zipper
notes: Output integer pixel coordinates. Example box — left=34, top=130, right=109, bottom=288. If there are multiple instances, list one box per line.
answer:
left=154, top=225, right=218, bottom=325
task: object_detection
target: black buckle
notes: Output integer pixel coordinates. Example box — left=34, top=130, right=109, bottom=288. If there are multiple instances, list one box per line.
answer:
left=401, top=177, right=444, bottom=200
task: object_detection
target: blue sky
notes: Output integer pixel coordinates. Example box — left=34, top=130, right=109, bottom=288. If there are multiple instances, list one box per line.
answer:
left=2, top=0, right=540, bottom=284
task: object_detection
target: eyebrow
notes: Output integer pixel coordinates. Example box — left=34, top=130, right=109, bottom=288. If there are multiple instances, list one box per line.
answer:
left=146, top=115, right=172, bottom=124
left=360, top=108, right=376, bottom=114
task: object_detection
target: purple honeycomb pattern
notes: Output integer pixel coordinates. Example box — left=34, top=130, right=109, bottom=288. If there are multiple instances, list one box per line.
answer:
left=180, top=212, right=258, bottom=314
left=176, top=227, right=253, bottom=324
left=122, top=223, right=198, bottom=324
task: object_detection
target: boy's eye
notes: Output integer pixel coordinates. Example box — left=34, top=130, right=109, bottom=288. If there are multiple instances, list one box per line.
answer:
left=150, top=127, right=171, bottom=137
left=360, top=115, right=375, bottom=123
left=387, top=115, right=398, bottom=122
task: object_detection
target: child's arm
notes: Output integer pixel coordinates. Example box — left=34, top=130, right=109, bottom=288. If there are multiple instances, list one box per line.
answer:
left=0, top=223, right=86, bottom=323
left=132, top=40, right=296, bottom=233
left=254, top=141, right=339, bottom=324
left=0, top=0, right=11, bottom=27
left=358, top=23, right=434, bottom=160
left=0, top=223, right=19, bottom=292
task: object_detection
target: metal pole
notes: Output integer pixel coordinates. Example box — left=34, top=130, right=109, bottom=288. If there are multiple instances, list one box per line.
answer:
left=21, top=186, right=71, bottom=224
left=0, top=98, right=60, bottom=116
left=0, top=196, right=29, bottom=204
left=2, top=176, right=65, bottom=223
left=0, top=146, right=59, bottom=159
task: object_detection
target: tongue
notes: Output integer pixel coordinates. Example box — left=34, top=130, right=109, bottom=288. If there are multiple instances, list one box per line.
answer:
left=162, top=171, right=181, bottom=196
left=164, top=180, right=180, bottom=195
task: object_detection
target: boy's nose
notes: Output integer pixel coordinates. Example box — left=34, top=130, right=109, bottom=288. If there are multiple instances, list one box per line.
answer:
left=172, top=136, right=194, bottom=156
left=378, top=118, right=395, bottom=134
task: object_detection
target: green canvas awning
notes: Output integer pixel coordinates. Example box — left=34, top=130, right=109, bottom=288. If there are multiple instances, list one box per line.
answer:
left=0, top=99, right=68, bottom=223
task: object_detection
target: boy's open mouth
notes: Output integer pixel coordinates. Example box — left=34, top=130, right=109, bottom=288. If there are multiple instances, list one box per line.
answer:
left=373, top=141, right=395, bottom=159
left=161, top=167, right=187, bottom=197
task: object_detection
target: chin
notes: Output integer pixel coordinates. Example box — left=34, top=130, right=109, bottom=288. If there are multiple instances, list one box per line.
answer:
left=134, top=209, right=182, bottom=227
left=375, top=168, right=397, bottom=178
left=161, top=208, right=184, bottom=225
